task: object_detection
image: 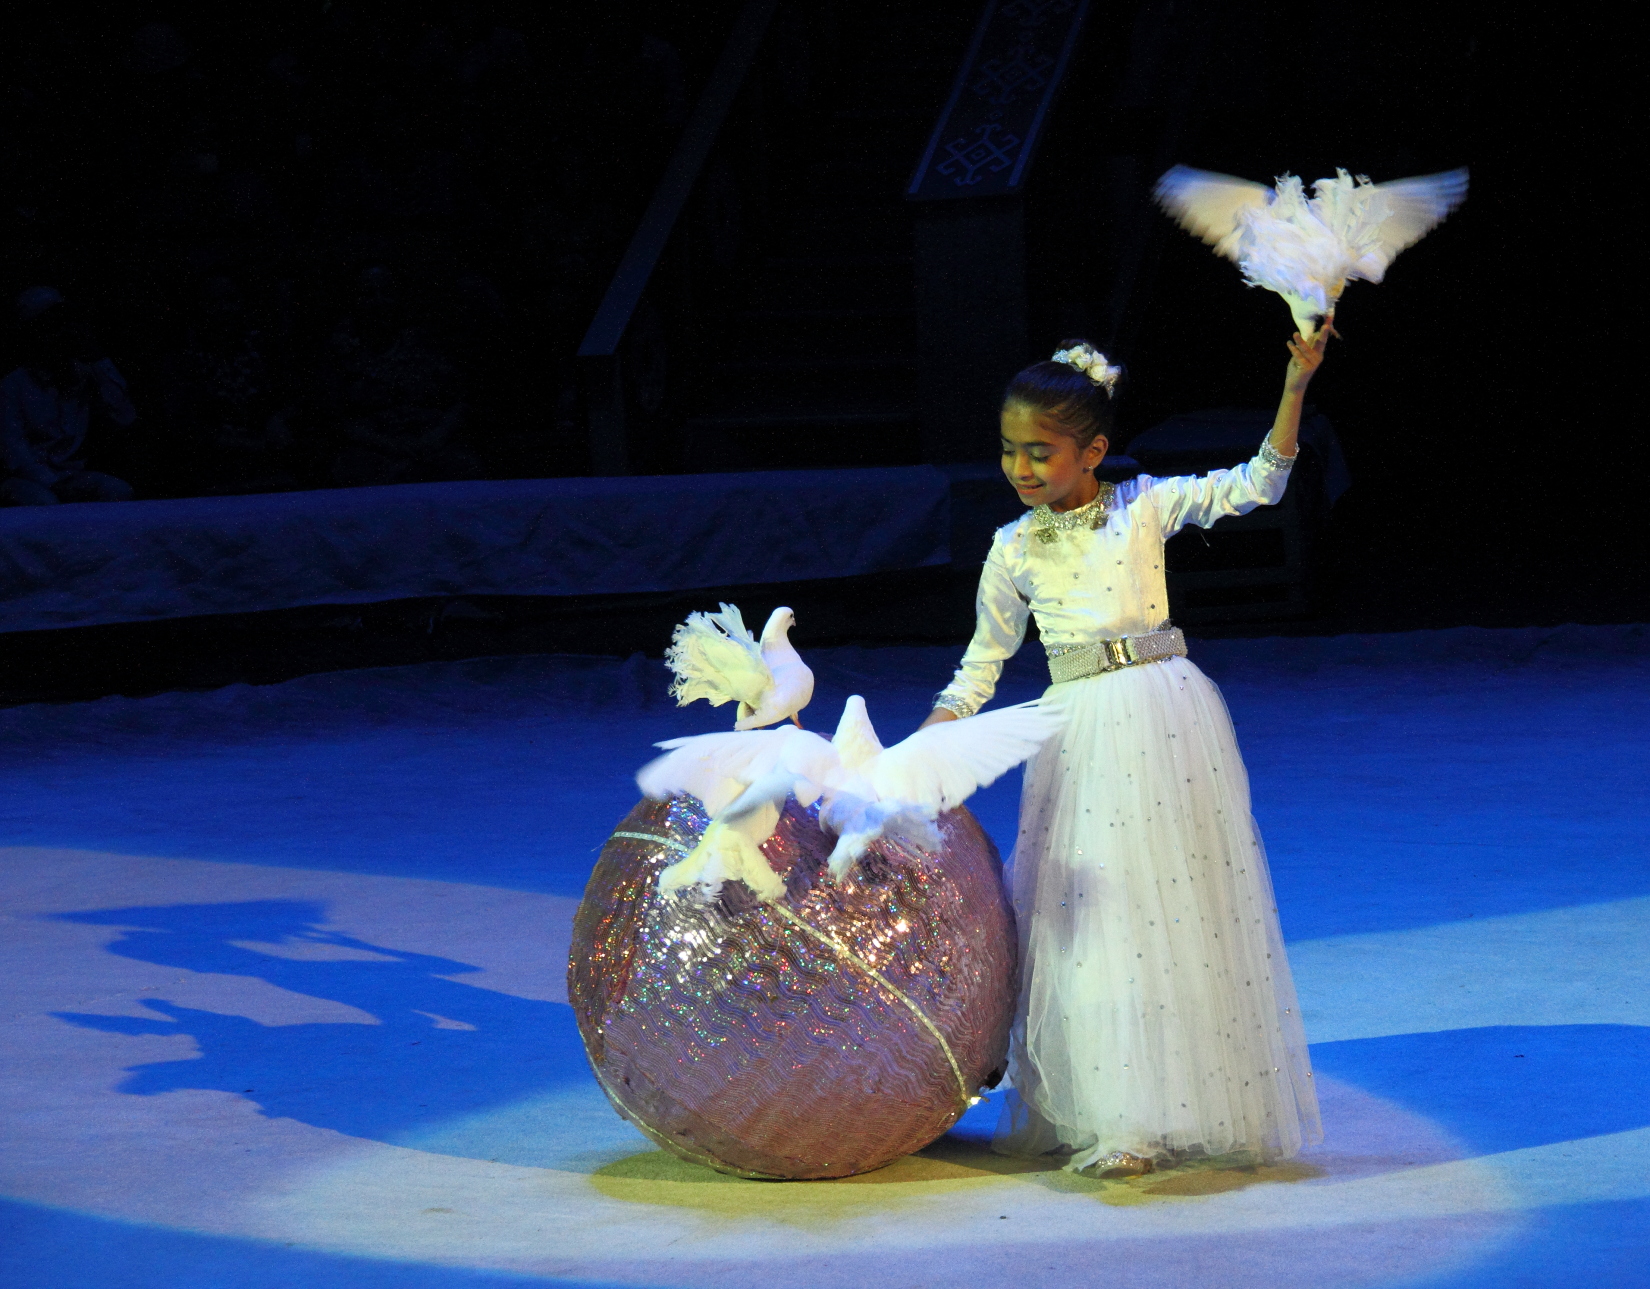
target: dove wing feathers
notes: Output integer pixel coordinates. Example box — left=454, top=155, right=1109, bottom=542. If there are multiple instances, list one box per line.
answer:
left=771, top=728, right=842, bottom=791
left=1154, top=166, right=1271, bottom=261
left=637, top=728, right=797, bottom=815
left=868, top=701, right=1064, bottom=812
left=1366, top=168, right=1469, bottom=272
left=721, top=730, right=842, bottom=817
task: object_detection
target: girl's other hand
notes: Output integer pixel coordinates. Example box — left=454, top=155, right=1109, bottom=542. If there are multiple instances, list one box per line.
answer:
left=1286, top=325, right=1332, bottom=388
left=918, top=707, right=959, bottom=731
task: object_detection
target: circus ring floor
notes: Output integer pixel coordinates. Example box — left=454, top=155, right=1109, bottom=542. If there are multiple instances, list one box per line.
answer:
left=2, top=627, right=1645, bottom=1289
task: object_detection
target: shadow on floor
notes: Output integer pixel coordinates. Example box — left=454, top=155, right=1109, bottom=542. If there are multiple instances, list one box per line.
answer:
left=1308, top=1025, right=1650, bottom=1156
left=49, top=899, right=587, bottom=1146
left=0, top=1196, right=595, bottom=1289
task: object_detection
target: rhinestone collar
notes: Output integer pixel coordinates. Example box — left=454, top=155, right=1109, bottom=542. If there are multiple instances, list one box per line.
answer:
left=1033, top=481, right=1115, bottom=543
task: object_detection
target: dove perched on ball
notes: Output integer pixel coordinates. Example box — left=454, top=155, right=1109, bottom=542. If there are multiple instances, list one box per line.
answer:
left=664, top=603, right=814, bottom=730
left=1154, top=165, right=1468, bottom=337
left=811, top=694, right=1064, bottom=879
left=637, top=723, right=836, bottom=901
left=637, top=693, right=1064, bottom=900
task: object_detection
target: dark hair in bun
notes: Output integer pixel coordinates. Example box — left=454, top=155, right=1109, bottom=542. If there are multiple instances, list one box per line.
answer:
left=1003, top=339, right=1122, bottom=447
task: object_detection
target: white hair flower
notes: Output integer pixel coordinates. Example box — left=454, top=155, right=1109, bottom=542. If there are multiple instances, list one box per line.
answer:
left=1050, top=345, right=1122, bottom=393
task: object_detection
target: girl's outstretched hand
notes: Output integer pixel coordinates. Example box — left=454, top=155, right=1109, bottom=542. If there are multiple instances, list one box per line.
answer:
left=1286, top=325, right=1332, bottom=389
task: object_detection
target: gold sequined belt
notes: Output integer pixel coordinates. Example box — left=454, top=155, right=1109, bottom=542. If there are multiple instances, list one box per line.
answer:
left=1046, top=626, right=1187, bottom=684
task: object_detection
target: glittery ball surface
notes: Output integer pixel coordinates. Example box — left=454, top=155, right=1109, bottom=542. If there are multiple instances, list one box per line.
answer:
left=567, top=795, right=1016, bottom=1179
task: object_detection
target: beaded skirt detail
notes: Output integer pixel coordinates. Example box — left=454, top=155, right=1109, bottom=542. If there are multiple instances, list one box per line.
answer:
left=994, top=657, right=1321, bottom=1169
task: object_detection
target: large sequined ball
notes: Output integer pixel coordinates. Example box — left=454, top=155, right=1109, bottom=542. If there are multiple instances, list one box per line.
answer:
left=567, top=795, right=1017, bottom=1179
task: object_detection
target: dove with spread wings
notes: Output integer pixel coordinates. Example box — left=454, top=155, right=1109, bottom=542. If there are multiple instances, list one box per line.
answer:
left=636, top=694, right=1063, bottom=902
left=1154, top=165, right=1468, bottom=337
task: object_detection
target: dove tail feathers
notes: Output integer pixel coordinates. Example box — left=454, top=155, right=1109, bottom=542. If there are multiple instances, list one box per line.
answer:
left=822, top=799, right=944, bottom=882
left=659, top=819, right=786, bottom=903
left=664, top=603, right=771, bottom=711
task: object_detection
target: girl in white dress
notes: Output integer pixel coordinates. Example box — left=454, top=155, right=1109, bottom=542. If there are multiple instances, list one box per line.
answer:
left=922, top=331, right=1328, bottom=1176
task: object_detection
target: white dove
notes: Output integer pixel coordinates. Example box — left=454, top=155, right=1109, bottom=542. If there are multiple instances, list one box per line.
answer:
left=637, top=724, right=837, bottom=901
left=1154, top=165, right=1468, bottom=337
left=811, top=694, right=1065, bottom=878
left=664, top=603, right=814, bottom=730
left=637, top=695, right=1063, bottom=899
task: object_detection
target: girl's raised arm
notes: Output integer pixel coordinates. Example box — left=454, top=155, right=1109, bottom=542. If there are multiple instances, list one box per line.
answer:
left=1147, top=326, right=1332, bottom=536
left=1268, top=325, right=1331, bottom=459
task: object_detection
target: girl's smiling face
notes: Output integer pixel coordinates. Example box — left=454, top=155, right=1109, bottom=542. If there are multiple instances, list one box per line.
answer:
left=1000, top=400, right=1108, bottom=511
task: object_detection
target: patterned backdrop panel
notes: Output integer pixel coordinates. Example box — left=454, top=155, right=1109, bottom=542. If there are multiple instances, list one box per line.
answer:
left=908, top=0, right=1091, bottom=201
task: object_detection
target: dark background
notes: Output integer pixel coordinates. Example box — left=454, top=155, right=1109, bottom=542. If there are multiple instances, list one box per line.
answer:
left=0, top=0, right=1637, bottom=688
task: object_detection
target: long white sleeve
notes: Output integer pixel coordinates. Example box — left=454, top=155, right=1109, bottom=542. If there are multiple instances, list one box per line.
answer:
left=935, top=446, right=1294, bottom=707
left=935, top=530, right=1029, bottom=717
left=1145, top=448, right=1294, bottom=539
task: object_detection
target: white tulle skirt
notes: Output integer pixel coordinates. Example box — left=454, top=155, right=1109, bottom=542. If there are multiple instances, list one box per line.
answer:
left=994, top=656, right=1321, bottom=1170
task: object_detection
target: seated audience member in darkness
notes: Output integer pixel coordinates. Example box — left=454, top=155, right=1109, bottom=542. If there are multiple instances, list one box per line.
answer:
left=160, top=275, right=300, bottom=495
left=321, top=266, right=484, bottom=488
left=0, top=288, right=139, bottom=506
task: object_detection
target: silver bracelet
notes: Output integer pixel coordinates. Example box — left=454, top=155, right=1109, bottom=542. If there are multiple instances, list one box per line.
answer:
left=932, top=693, right=978, bottom=719
left=1258, top=440, right=1298, bottom=470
